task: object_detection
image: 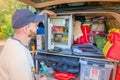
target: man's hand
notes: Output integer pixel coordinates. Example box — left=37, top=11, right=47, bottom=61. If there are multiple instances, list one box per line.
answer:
left=40, top=10, right=57, bottom=17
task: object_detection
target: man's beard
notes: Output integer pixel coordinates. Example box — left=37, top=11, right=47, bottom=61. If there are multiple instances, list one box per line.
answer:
left=26, top=30, right=37, bottom=45
left=28, top=30, right=37, bottom=38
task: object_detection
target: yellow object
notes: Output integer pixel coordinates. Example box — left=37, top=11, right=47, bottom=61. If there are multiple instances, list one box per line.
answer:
left=31, top=45, right=35, bottom=57
left=34, top=68, right=36, bottom=74
left=31, top=45, right=36, bottom=80
left=102, top=28, right=120, bottom=60
left=109, top=28, right=120, bottom=33
left=62, top=36, right=68, bottom=42
left=82, top=23, right=91, bottom=26
left=102, top=41, right=113, bottom=56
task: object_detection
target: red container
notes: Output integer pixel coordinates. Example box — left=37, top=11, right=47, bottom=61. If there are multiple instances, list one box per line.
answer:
left=74, top=26, right=90, bottom=44
left=54, top=71, right=76, bottom=80
left=115, top=64, right=120, bottom=80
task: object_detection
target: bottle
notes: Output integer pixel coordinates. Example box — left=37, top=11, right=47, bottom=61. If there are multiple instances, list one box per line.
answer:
left=90, top=31, right=94, bottom=44
left=40, top=61, right=48, bottom=73
left=36, top=35, right=43, bottom=50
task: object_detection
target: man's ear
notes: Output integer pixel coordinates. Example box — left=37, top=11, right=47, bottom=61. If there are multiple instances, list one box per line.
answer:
left=23, top=26, right=29, bottom=34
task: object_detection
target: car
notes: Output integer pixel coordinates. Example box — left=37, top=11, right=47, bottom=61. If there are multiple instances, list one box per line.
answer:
left=54, top=70, right=76, bottom=80
left=18, top=0, right=120, bottom=80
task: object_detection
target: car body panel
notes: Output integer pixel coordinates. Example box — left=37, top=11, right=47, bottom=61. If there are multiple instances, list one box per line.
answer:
left=18, top=0, right=120, bottom=8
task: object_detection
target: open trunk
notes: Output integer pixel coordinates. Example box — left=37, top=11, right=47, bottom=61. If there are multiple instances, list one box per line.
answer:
left=18, top=0, right=120, bottom=80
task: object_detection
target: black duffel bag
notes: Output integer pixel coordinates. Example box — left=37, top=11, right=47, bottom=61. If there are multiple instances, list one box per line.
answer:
left=34, top=54, right=79, bottom=73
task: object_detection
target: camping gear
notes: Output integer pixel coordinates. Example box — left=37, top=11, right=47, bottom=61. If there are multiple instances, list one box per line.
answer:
left=74, top=25, right=90, bottom=44
left=94, top=35, right=107, bottom=50
left=91, top=21, right=105, bottom=31
left=72, top=44, right=103, bottom=57
left=35, top=54, right=79, bottom=73
left=79, top=58, right=114, bottom=80
left=73, top=21, right=83, bottom=41
left=103, top=29, right=120, bottom=60
left=115, top=64, right=120, bottom=80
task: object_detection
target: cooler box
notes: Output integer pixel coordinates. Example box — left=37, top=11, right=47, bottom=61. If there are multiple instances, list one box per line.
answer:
left=79, top=58, right=114, bottom=80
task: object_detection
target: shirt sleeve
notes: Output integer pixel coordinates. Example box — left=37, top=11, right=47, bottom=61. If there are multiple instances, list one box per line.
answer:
left=7, top=47, right=33, bottom=80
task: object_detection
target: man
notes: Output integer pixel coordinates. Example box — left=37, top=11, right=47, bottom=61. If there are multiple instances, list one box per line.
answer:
left=0, top=9, right=56, bottom=80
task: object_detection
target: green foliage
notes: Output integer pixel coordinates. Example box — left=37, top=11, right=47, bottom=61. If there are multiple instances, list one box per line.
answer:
left=0, top=25, right=14, bottom=39
left=0, top=0, right=26, bottom=40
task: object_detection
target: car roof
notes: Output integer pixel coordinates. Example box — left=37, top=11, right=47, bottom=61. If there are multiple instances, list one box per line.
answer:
left=18, top=0, right=120, bottom=9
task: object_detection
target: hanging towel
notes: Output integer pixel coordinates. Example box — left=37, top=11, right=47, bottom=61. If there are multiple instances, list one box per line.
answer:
left=73, top=21, right=83, bottom=40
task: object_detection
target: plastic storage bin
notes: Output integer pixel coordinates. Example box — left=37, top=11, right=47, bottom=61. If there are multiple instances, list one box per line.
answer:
left=79, top=58, right=114, bottom=80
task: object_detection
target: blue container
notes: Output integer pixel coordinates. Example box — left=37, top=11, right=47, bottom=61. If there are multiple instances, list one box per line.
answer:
left=79, top=58, right=114, bottom=80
